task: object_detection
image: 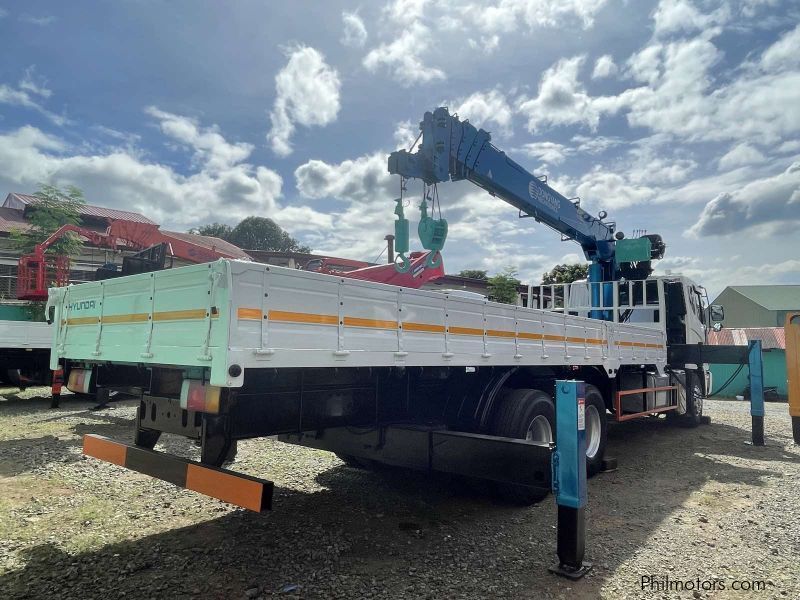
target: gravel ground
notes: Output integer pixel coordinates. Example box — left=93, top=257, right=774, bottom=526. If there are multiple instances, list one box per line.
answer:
left=0, top=388, right=798, bottom=599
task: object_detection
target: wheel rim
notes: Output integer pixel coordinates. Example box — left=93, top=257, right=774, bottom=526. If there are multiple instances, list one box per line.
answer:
left=525, top=415, right=553, bottom=444
left=585, top=404, right=601, bottom=459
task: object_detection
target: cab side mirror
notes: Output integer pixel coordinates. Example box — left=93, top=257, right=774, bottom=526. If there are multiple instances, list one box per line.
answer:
left=710, top=304, right=724, bottom=323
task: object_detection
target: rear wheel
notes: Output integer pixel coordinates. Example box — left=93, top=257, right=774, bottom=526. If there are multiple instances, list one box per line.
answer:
left=490, top=388, right=555, bottom=505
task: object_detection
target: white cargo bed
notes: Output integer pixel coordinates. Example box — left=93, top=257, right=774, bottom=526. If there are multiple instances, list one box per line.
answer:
left=0, top=319, right=51, bottom=350
left=48, top=260, right=667, bottom=387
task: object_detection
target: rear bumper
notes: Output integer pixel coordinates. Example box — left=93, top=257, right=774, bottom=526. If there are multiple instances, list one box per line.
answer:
left=83, top=434, right=273, bottom=512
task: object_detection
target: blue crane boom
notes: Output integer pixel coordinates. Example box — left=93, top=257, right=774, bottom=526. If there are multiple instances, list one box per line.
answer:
left=389, top=107, right=616, bottom=263
left=388, top=107, right=665, bottom=296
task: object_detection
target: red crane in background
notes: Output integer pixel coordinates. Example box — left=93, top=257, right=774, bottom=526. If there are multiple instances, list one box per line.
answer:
left=18, top=218, right=444, bottom=301
left=303, top=250, right=444, bottom=288
left=17, top=221, right=244, bottom=301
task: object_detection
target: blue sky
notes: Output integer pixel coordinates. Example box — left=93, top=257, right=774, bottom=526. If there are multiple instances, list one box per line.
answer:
left=1, top=0, right=799, bottom=298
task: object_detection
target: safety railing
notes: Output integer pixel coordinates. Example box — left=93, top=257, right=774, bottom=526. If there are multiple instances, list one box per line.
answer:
left=523, top=278, right=665, bottom=326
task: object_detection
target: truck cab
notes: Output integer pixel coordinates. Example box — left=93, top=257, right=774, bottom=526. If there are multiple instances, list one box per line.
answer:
left=530, top=273, right=719, bottom=416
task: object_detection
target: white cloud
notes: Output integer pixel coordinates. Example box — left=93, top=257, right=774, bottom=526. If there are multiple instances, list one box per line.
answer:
left=365, top=0, right=610, bottom=82
left=560, top=253, right=584, bottom=264
left=717, top=143, right=766, bottom=171
left=626, top=43, right=664, bottom=84
left=363, top=22, right=445, bottom=86
left=0, top=115, right=298, bottom=232
left=620, top=37, right=721, bottom=138
left=468, top=34, right=500, bottom=53
left=690, top=162, right=800, bottom=236
left=267, top=46, right=341, bottom=157
left=518, top=142, right=570, bottom=165
left=341, top=11, right=368, bottom=48
left=295, top=152, right=393, bottom=204
left=386, top=0, right=429, bottom=24
left=777, top=140, right=800, bottom=154
left=19, top=66, right=51, bottom=98
left=760, top=23, right=800, bottom=72
left=393, top=120, right=418, bottom=148
left=468, top=0, right=609, bottom=34
left=451, top=89, right=513, bottom=134
left=571, top=134, right=622, bottom=154
left=145, top=106, right=253, bottom=172
left=619, top=25, right=800, bottom=145
left=19, top=14, right=56, bottom=26
left=293, top=152, right=401, bottom=259
left=591, top=54, right=618, bottom=79
left=517, top=55, right=622, bottom=131
left=574, top=167, right=655, bottom=211
left=652, top=0, right=727, bottom=36
left=0, top=68, right=67, bottom=126
left=520, top=26, right=800, bottom=148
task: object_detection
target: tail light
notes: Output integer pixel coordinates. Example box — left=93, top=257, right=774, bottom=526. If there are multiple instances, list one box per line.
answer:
left=67, top=368, right=92, bottom=394
left=180, top=379, right=221, bottom=414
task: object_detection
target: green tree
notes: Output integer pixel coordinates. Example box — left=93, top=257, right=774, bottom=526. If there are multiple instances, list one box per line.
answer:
left=11, top=184, right=86, bottom=256
left=226, top=216, right=310, bottom=252
left=189, top=222, right=233, bottom=239
left=189, top=216, right=310, bottom=253
left=457, top=269, right=488, bottom=280
left=541, top=263, right=589, bottom=285
left=488, top=266, right=521, bottom=304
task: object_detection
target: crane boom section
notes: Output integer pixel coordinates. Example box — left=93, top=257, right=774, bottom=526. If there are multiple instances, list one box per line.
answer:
left=388, top=107, right=616, bottom=261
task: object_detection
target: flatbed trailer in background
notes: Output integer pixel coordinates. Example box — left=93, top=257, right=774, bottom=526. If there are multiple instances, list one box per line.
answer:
left=0, top=303, right=51, bottom=386
left=51, top=258, right=711, bottom=509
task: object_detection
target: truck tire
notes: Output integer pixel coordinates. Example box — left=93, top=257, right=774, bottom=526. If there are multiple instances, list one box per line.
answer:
left=583, top=385, right=608, bottom=476
left=667, top=380, right=703, bottom=428
left=680, top=384, right=704, bottom=428
left=490, top=388, right=554, bottom=505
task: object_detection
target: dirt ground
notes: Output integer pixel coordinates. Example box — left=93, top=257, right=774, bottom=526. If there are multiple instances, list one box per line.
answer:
left=0, top=388, right=798, bottom=599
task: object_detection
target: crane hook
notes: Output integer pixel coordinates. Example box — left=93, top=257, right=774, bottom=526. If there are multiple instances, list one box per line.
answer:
left=393, top=196, right=412, bottom=273
left=417, top=194, right=448, bottom=268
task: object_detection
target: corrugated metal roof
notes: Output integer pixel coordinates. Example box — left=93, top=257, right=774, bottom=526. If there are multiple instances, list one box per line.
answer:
left=159, top=230, right=251, bottom=260
left=4, top=193, right=157, bottom=225
left=723, top=285, right=800, bottom=310
left=0, top=207, right=32, bottom=234
left=707, top=327, right=786, bottom=350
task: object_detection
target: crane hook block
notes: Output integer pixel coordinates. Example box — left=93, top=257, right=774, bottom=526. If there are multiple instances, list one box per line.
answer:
left=393, top=198, right=412, bottom=273
left=417, top=199, right=448, bottom=268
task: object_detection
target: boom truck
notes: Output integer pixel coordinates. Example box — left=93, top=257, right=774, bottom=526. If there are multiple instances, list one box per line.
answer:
left=62, top=107, right=721, bottom=510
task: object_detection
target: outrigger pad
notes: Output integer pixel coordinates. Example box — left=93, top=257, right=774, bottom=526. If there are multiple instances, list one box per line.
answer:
left=548, top=561, right=593, bottom=580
